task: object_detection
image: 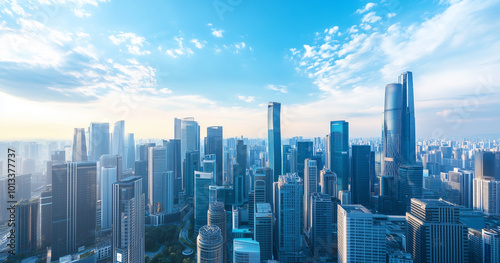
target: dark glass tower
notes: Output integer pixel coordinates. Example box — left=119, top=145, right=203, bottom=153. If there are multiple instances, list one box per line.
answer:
left=297, top=141, right=313, bottom=179
left=268, top=102, right=281, bottom=182
left=330, top=121, right=349, bottom=192
left=351, top=145, right=371, bottom=206
left=185, top=150, right=201, bottom=199
left=206, top=126, right=224, bottom=185
left=51, top=162, right=97, bottom=261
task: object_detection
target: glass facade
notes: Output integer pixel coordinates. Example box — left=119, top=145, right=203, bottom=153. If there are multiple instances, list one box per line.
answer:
left=268, top=102, right=282, bottom=181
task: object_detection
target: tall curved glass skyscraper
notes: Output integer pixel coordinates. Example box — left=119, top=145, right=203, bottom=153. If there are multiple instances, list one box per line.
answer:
left=382, top=72, right=416, bottom=177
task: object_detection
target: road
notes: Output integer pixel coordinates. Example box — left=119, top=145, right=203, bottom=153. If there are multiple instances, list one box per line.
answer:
left=179, top=209, right=195, bottom=249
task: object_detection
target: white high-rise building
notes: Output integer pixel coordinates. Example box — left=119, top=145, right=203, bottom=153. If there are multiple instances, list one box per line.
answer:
left=473, top=178, right=500, bottom=215
left=233, top=238, right=260, bottom=263
left=254, top=203, right=273, bottom=262
left=338, top=204, right=386, bottom=263
left=304, top=159, right=318, bottom=237
left=148, top=147, right=174, bottom=214
left=275, top=173, right=304, bottom=263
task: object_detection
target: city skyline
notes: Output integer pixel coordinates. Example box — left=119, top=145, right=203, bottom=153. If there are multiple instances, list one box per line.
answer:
left=1, top=0, right=500, bottom=140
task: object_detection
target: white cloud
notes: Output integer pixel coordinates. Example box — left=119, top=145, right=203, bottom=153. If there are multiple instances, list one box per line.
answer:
left=356, top=2, right=376, bottom=14
left=165, top=36, right=194, bottom=58
left=190, top=38, right=205, bottom=49
left=267, top=84, right=288, bottom=94
left=387, top=13, right=396, bottom=18
left=362, top=12, right=382, bottom=23
left=109, top=32, right=150, bottom=55
left=211, top=28, right=224, bottom=38
left=74, top=8, right=91, bottom=17
left=238, top=95, right=255, bottom=102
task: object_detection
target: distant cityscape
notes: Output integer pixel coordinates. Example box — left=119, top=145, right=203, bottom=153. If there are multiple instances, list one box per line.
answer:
left=1, top=71, right=500, bottom=263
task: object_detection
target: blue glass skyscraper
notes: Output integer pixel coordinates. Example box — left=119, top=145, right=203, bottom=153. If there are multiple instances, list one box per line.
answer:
left=89, top=122, right=109, bottom=161
left=268, top=102, right=281, bottom=182
left=329, top=121, right=349, bottom=192
left=206, top=126, right=223, bottom=186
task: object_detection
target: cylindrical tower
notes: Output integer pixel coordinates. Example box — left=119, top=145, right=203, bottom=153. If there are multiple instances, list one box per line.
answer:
left=197, top=225, right=223, bottom=263
left=208, top=201, right=227, bottom=263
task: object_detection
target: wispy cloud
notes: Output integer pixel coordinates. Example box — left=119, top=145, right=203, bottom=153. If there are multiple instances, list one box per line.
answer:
left=211, top=28, right=224, bottom=38
left=190, top=38, right=206, bottom=49
left=267, top=84, right=288, bottom=94
left=238, top=95, right=255, bottom=102
left=164, top=36, right=193, bottom=58
left=109, top=32, right=150, bottom=55
left=355, top=2, right=376, bottom=14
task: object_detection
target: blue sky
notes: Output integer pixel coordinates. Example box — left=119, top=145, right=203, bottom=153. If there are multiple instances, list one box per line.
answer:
left=0, top=0, right=499, bottom=140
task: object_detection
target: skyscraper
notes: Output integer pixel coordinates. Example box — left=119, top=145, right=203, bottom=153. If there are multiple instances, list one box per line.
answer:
left=195, top=171, right=215, bottom=235
left=268, top=102, right=281, bottom=182
left=275, top=173, right=304, bottom=262
left=254, top=203, right=273, bottom=262
left=89, top=122, right=109, bottom=161
left=148, top=147, right=174, bottom=214
left=165, top=139, right=182, bottom=197
left=474, top=151, right=500, bottom=215
left=338, top=204, right=386, bottom=263
left=233, top=238, right=260, bottom=263
left=206, top=126, right=224, bottom=185
left=304, top=159, right=318, bottom=237
left=475, top=151, right=500, bottom=180
left=406, top=199, right=469, bottom=263
left=180, top=117, right=200, bottom=165
left=381, top=72, right=417, bottom=214
left=15, top=199, right=39, bottom=254
left=398, top=165, right=423, bottom=211
left=125, top=133, right=135, bottom=170
left=235, top=140, right=247, bottom=202
left=351, top=145, right=371, bottom=206
left=112, top=120, right=125, bottom=160
left=329, top=121, right=349, bottom=192
left=482, top=228, right=500, bottom=263
left=207, top=201, right=227, bottom=263
left=310, top=193, right=333, bottom=258
left=297, top=141, right=313, bottom=179
left=52, top=162, right=97, bottom=260
left=40, top=187, right=52, bottom=250
left=320, top=169, right=337, bottom=198
left=112, top=176, right=145, bottom=263
left=197, top=225, right=223, bottom=263
left=185, top=150, right=201, bottom=199
left=101, top=166, right=117, bottom=230
left=174, top=117, right=182, bottom=139
left=72, top=128, right=87, bottom=162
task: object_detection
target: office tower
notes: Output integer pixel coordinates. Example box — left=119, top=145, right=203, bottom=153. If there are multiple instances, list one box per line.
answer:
left=136, top=143, right=156, bottom=162
left=320, top=169, right=337, bottom=197
left=51, top=150, right=66, bottom=162
left=339, top=190, right=351, bottom=204
left=101, top=166, right=117, bottom=230
left=338, top=205, right=386, bottom=263
left=15, top=199, right=39, bottom=254
left=469, top=229, right=482, bottom=263
left=125, top=133, right=135, bottom=170
left=208, top=201, right=227, bottom=263
left=206, top=126, right=224, bottom=185
left=297, top=141, right=313, bottom=179
left=351, top=145, right=371, bottom=206
left=112, top=120, right=125, bottom=159
left=475, top=151, right=500, bottom=180
left=135, top=160, right=148, bottom=206
left=40, top=187, right=52, bottom=250
left=89, top=122, right=110, bottom=161
left=72, top=128, right=88, bottom=162
left=398, top=165, right=423, bottom=211
left=406, top=199, right=469, bottom=263
left=174, top=117, right=182, bottom=139
left=304, top=159, right=318, bottom=236
left=473, top=178, right=500, bottom=215
left=254, top=203, right=273, bottom=262
left=369, top=150, right=377, bottom=194
left=148, top=147, right=174, bottom=214
left=275, top=174, right=304, bottom=262
left=381, top=73, right=416, bottom=212
left=255, top=167, right=273, bottom=204
left=268, top=102, right=282, bottom=182
left=186, top=151, right=201, bottom=199
left=233, top=238, right=260, bottom=263
left=195, top=171, right=215, bottom=235
left=112, top=176, right=145, bottom=263
left=310, top=193, right=333, bottom=258
left=181, top=117, right=200, bottom=165
left=197, top=225, right=223, bottom=263
left=482, top=228, right=500, bottom=263
left=99, top=154, right=122, bottom=182
left=233, top=164, right=245, bottom=205
left=203, top=154, right=216, bottom=174
left=235, top=140, right=247, bottom=200
left=282, top=144, right=292, bottom=174
left=165, top=139, right=182, bottom=197
left=329, top=121, right=349, bottom=192
left=52, top=162, right=97, bottom=260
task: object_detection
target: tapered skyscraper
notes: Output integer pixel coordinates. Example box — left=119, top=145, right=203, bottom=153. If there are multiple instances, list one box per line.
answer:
left=268, top=102, right=281, bottom=182
left=382, top=72, right=416, bottom=177
left=89, top=122, right=109, bottom=161
left=72, top=128, right=87, bottom=162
